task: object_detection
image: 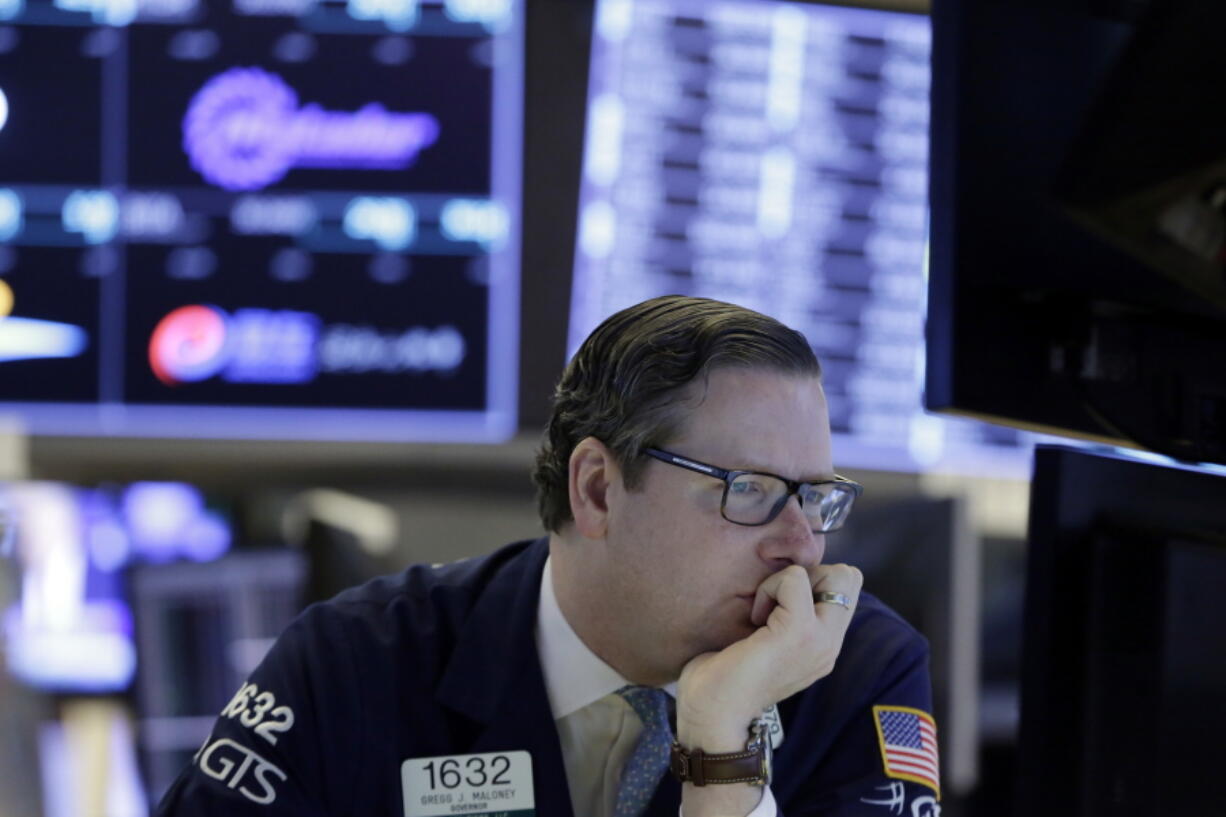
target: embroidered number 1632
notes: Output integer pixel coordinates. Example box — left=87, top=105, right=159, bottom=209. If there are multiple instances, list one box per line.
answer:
left=221, top=682, right=296, bottom=745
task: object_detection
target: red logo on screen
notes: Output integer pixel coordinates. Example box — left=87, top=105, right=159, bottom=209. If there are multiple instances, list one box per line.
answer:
left=148, top=305, right=230, bottom=386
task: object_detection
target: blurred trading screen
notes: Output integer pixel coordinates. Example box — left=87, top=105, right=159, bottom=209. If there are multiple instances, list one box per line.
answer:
left=568, top=0, right=1040, bottom=476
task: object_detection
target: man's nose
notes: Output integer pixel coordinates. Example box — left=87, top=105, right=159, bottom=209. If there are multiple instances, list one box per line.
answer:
left=757, top=495, right=825, bottom=569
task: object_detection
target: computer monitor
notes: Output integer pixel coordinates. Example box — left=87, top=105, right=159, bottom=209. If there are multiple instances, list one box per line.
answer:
left=130, top=549, right=305, bottom=804
left=926, top=0, right=1226, bottom=466
left=1017, top=445, right=1226, bottom=815
left=0, top=480, right=231, bottom=693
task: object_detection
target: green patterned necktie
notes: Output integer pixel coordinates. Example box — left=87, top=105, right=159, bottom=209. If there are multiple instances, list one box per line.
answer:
left=613, top=685, right=673, bottom=817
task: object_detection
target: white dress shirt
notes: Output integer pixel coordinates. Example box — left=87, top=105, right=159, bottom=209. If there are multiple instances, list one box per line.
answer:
left=535, top=557, right=777, bottom=817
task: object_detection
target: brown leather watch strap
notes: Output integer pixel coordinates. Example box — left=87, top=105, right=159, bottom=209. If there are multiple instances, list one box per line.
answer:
left=669, top=743, right=766, bottom=785
left=670, top=716, right=773, bottom=786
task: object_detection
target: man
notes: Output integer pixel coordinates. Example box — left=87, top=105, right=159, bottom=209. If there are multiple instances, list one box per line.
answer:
left=156, top=296, right=938, bottom=817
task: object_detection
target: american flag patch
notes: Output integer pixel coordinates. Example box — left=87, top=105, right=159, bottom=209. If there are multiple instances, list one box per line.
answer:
left=872, top=705, right=940, bottom=798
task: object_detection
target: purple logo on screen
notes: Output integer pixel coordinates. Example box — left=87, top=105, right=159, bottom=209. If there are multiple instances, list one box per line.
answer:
left=182, top=67, right=440, bottom=191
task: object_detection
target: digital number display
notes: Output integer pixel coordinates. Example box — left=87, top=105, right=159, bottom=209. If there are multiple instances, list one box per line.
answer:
left=0, top=0, right=521, bottom=441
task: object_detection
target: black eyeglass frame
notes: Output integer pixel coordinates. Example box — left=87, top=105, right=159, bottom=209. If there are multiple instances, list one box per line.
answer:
left=643, top=447, right=864, bottom=531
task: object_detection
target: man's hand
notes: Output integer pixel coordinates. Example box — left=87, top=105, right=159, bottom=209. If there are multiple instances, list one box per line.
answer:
left=676, top=563, right=863, bottom=750
left=673, top=564, right=861, bottom=816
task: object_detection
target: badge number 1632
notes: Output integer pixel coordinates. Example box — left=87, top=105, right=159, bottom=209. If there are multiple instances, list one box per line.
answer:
left=402, top=751, right=535, bottom=817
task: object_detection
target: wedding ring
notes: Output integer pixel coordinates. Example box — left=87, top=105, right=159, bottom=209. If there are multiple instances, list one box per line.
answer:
left=814, top=590, right=851, bottom=609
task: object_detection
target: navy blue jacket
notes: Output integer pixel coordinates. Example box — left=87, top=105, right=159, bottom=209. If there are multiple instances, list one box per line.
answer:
left=155, top=537, right=939, bottom=816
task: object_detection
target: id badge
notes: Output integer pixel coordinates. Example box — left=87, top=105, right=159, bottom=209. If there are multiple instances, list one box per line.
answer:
left=762, top=705, right=784, bottom=749
left=402, top=751, right=535, bottom=817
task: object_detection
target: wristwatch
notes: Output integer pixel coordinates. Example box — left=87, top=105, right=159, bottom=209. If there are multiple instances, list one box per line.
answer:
left=669, top=716, right=772, bottom=786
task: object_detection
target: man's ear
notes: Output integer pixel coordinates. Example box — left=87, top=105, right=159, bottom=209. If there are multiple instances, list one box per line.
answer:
left=568, top=436, right=621, bottom=539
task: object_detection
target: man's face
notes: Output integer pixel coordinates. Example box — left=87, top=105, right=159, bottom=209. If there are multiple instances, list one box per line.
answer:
left=602, top=367, right=834, bottom=681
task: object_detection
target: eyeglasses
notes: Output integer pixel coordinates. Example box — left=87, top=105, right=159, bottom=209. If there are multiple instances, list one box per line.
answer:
left=643, top=447, right=863, bottom=532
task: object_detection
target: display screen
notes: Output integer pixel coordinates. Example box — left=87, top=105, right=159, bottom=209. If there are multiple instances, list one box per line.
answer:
left=0, top=0, right=521, bottom=441
left=570, top=0, right=1039, bottom=475
left=0, top=480, right=231, bottom=693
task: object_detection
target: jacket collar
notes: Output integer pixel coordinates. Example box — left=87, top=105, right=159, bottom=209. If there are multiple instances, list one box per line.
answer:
left=434, top=539, right=576, bottom=816
left=435, top=537, right=550, bottom=722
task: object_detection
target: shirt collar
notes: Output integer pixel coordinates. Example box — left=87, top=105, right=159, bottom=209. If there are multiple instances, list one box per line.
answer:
left=536, top=556, right=676, bottom=719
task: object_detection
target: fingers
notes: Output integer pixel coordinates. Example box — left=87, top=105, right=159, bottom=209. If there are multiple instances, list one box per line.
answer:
left=715, top=563, right=865, bottom=709
left=750, top=563, right=863, bottom=623
left=750, top=563, right=864, bottom=627
left=750, top=564, right=811, bottom=625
